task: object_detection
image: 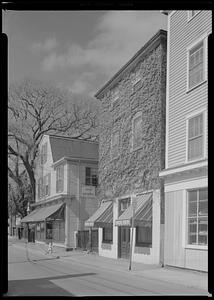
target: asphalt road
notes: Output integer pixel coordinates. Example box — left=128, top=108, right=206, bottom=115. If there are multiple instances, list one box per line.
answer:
left=7, top=243, right=208, bottom=296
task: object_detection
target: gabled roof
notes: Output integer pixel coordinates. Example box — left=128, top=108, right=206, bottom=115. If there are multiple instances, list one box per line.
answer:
left=48, top=134, right=98, bottom=163
left=95, top=29, right=167, bottom=99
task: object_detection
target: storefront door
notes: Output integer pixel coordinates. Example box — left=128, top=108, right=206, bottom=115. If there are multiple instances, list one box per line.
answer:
left=118, top=226, right=130, bottom=259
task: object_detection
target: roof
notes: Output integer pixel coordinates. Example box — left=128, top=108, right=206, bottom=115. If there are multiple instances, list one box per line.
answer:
left=48, top=135, right=99, bottom=163
left=95, top=29, right=167, bottom=99
left=85, top=201, right=113, bottom=228
left=21, top=203, right=64, bottom=223
left=115, top=193, right=152, bottom=227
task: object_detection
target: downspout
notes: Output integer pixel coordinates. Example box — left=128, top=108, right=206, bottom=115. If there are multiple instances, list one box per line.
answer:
left=77, top=160, right=81, bottom=231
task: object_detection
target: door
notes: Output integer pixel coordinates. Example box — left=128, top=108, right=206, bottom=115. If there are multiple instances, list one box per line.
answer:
left=118, top=226, right=130, bottom=259
left=91, top=229, right=98, bottom=252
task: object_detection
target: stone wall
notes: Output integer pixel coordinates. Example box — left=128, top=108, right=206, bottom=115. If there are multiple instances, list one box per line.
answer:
left=97, top=41, right=167, bottom=200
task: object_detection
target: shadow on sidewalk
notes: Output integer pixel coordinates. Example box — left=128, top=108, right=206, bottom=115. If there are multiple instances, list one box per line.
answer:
left=7, top=272, right=97, bottom=296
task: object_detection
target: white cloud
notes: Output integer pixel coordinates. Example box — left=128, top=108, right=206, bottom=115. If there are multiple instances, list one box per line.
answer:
left=42, top=11, right=166, bottom=75
left=31, top=37, right=58, bottom=53
left=41, top=11, right=166, bottom=96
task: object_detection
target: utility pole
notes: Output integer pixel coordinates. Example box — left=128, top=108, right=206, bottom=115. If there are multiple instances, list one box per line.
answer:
left=129, top=196, right=136, bottom=271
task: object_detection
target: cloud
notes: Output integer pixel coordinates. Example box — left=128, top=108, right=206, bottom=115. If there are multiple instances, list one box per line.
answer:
left=31, top=37, right=58, bottom=53
left=42, top=11, right=166, bottom=75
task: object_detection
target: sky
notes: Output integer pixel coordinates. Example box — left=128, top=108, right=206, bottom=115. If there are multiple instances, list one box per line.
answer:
left=3, top=10, right=167, bottom=99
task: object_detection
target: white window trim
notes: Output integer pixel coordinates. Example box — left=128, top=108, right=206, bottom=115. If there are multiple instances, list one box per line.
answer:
left=131, top=111, right=143, bottom=152
left=185, top=108, right=207, bottom=164
left=185, top=188, right=208, bottom=250
left=186, top=33, right=208, bottom=93
left=111, top=130, right=120, bottom=160
left=187, top=10, right=201, bottom=22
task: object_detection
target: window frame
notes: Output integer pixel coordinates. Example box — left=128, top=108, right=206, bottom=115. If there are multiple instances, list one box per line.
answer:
left=186, top=188, right=208, bottom=249
left=135, top=225, right=152, bottom=248
left=111, top=130, right=120, bottom=160
left=131, top=111, right=143, bottom=151
left=186, top=34, right=208, bottom=92
left=185, top=108, right=207, bottom=163
left=187, top=10, right=201, bottom=22
left=102, top=227, right=113, bottom=244
left=56, top=164, right=64, bottom=193
left=44, top=173, right=51, bottom=196
left=118, top=197, right=131, bottom=216
left=41, top=142, right=48, bottom=165
left=111, top=89, right=119, bottom=109
left=85, top=167, right=98, bottom=187
left=132, top=69, right=141, bottom=92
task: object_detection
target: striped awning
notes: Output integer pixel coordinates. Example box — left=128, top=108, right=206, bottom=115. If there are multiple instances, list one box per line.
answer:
left=85, top=201, right=113, bottom=228
left=21, top=203, right=64, bottom=223
left=115, top=193, right=152, bottom=227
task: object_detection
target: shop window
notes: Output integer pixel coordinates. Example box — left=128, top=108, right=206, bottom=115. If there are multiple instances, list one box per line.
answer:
left=102, top=227, right=113, bottom=243
left=85, top=167, right=98, bottom=187
left=135, top=226, right=152, bottom=247
left=187, top=113, right=204, bottom=161
left=187, top=188, right=208, bottom=246
left=56, top=165, right=64, bottom=193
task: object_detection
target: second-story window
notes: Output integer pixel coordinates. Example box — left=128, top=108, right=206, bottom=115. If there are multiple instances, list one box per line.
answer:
left=132, top=112, right=142, bottom=150
left=188, top=41, right=204, bottom=90
left=188, top=113, right=204, bottom=161
left=56, top=165, right=64, bottom=193
left=85, top=167, right=98, bottom=187
left=111, top=131, right=119, bottom=159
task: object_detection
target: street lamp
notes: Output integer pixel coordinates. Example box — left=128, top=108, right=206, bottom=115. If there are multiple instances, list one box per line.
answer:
left=129, top=195, right=137, bottom=271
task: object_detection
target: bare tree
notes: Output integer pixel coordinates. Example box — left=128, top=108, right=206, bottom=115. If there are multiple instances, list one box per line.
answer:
left=8, top=78, right=99, bottom=202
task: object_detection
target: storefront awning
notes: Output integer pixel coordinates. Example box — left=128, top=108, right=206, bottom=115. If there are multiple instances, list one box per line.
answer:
left=115, top=193, right=152, bottom=227
left=85, top=201, right=113, bottom=228
left=21, top=203, right=64, bottom=223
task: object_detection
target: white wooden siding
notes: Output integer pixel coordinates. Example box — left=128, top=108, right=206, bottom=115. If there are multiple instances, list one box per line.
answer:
left=167, top=10, right=211, bottom=168
left=165, top=189, right=208, bottom=271
left=164, top=190, right=185, bottom=267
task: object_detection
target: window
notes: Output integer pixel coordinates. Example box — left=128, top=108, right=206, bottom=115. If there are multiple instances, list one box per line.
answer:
left=111, top=131, right=119, bottom=159
left=111, top=89, right=119, bottom=108
left=132, top=113, right=142, bottom=150
left=119, top=198, right=131, bottom=216
left=38, top=178, right=43, bottom=199
left=132, top=69, right=141, bottom=92
left=41, top=143, right=48, bottom=164
left=187, top=113, right=204, bottom=160
left=136, top=226, right=152, bottom=247
left=44, top=174, right=51, bottom=196
left=56, top=165, right=64, bottom=193
left=188, top=40, right=204, bottom=90
left=102, top=227, right=113, bottom=243
left=187, top=188, right=208, bottom=246
left=85, top=167, right=98, bottom=186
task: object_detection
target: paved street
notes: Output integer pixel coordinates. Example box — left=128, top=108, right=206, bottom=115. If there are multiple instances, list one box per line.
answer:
left=7, top=238, right=209, bottom=296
